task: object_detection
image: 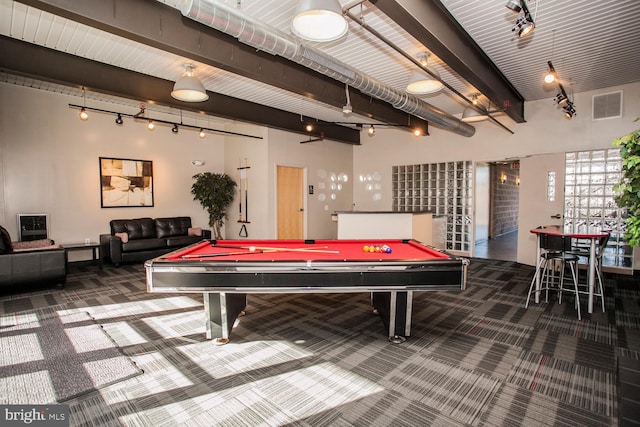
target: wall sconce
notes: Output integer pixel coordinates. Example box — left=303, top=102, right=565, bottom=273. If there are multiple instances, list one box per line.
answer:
left=516, top=177, right=520, bottom=186
left=500, top=172, right=507, bottom=184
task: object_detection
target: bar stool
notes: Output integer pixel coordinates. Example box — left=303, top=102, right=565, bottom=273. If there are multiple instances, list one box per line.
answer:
left=526, top=233, right=581, bottom=319
left=567, top=232, right=610, bottom=313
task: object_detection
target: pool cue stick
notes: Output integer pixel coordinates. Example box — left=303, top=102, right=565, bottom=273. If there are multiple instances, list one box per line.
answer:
left=181, top=250, right=264, bottom=259
left=211, top=244, right=339, bottom=254
left=244, top=159, right=249, bottom=223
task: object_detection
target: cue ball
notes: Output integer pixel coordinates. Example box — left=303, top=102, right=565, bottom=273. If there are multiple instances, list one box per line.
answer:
left=249, top=246, right=256, bottom=252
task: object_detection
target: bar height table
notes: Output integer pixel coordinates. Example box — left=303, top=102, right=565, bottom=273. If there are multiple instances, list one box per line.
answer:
left=530, top=225, right=609, bottom=314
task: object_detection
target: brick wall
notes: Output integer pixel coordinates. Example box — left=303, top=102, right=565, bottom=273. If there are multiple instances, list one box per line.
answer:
left=490, top=163, right=520, bottom=237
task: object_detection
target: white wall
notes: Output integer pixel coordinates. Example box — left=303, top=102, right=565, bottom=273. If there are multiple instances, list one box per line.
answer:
left=267, top=128, right=354, bottom=239
left=3, top=80, right=638, bottom=265
left=0, top=84, right=232, bottom=245
left=0, top=83, right=355, bottom=256
left=353, top=81, right=640, bottom=265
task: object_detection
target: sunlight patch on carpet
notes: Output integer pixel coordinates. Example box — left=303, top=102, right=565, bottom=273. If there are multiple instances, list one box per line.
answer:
left=0, top=312, right=142, bottom=403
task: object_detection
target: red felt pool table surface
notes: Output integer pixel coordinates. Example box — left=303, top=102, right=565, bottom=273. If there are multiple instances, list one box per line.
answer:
left=164, top=239, right=450, bottom=262
left=145, top=239, right=468, bottom=342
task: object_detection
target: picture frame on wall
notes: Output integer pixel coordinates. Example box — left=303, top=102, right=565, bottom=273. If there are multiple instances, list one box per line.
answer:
left=99, top=157, right=154, bottom=208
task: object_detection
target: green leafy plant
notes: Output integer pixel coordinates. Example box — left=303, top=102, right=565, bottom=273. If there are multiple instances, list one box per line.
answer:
left=191, top=172, right=237, bottom=239
left=613, top=118, right=640, bottom=247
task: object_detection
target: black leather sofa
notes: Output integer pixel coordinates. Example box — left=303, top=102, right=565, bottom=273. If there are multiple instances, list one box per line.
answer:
left=99, top=216, right=211, bottom=266
left=0, top=225, right=67, bottom=290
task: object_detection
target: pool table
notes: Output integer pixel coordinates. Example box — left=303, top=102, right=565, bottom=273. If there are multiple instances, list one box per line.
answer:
left=145, top=239, right=468, bottom=343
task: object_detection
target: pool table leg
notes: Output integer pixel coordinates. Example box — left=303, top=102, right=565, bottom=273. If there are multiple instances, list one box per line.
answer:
left=203, top=292, right=247, bottom=344
left=372, top=291, right=413, bottom=343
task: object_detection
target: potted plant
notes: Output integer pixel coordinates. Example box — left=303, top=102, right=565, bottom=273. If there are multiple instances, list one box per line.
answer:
left=613, top=118, right=640, bottom=247
left=191, top=172, right=237, bottom=239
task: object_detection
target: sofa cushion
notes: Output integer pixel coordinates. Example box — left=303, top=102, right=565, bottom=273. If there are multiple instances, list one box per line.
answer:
left=0, top=225, right=13, bottom=254
left=122, top=238, right=167, bottom=252
left=111, top=218, right=156, bottom=240
left=12, top=239, right=57, bottom=251
left=156, top=217, right=192, bottom=238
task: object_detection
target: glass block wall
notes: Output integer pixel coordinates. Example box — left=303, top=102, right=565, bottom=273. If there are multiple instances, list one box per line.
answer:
left=565, top=148, right=632, bottom=268
left=392, top=161, right=473, bottom=252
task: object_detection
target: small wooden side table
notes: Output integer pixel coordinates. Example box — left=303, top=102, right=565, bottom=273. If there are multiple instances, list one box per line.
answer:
left=63, top=242, right=102, bottom=268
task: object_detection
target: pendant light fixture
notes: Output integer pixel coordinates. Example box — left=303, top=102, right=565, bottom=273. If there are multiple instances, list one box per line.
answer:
left=406, top=53, right=443, bottom=95
left=79, top=87, right=89, bottom=121
left=291, top=0, right=348, bottom=42
left=461, top=94, right=489, bottom=122
left=171, top=63, right=209, bottom=102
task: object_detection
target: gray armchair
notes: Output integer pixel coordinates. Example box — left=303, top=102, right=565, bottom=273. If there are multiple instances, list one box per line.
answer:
left=0, top=225, right=66, bottom=290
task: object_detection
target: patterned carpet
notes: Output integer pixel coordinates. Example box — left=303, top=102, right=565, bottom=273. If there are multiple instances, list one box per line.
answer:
left=0, top=258, right=638, bottom=426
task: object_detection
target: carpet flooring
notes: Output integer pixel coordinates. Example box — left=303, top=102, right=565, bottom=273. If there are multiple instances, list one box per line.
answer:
left=0, top=311, right=142, bottom=403
left=0, top=258, right=638, bottom=426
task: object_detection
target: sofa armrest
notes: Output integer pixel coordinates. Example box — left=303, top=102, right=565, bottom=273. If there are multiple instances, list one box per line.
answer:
left=0, top=248, right=66, bottom=288
left=100, top=234, right=123, bottom=265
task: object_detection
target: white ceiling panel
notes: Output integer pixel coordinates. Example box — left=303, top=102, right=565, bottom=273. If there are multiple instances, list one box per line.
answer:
left=2, top=0, right=640, bottom=137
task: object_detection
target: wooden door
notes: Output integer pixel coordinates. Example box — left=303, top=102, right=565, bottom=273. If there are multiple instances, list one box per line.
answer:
left=277, top=166, right=304, bottom=239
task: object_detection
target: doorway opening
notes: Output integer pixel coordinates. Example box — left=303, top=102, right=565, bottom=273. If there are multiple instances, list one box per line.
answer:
left=474, top=161, right=519, bottom=261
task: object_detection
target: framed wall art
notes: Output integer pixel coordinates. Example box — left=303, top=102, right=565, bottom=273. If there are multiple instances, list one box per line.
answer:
left=99, top=157, right=154, bottom=208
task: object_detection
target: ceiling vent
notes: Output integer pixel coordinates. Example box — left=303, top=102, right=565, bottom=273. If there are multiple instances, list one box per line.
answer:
left=592, top=91, right=623, bottom=120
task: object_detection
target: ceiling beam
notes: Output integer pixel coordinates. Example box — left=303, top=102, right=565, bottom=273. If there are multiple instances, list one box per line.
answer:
left=14, top=0, right=429, bottom=134
left=371, top=0, right=526, bottom=123
left=0, top=36, right=361, bottom=145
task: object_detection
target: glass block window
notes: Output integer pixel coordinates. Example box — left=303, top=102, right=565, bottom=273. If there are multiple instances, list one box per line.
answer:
left=392, top=161, right=473, bottom=252
left=565, top=149, right=631, bottom=268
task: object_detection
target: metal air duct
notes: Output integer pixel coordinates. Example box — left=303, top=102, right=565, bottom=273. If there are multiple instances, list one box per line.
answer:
left=180, top=0, right=475, bottom=137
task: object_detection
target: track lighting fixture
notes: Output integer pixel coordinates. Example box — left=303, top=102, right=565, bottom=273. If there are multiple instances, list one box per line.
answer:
left=546, top=60, right=577, bottom=119
left=171, top=63, right=209, bottom=102
left=562, top=101, right=576, bottom=119
left=306, top=123, right=314, bottom=132
left=506, top=0, right=535, bottom=38
left=199, top=128, right=206, bottom=138
left=554, top=92, right=568, bottom=106
left=367, top=125, right=375, bottom=137
left=544, top=61, right=557, bottom=84
left=406, top=53, right=443, bottom=95
left=505, top=0, right=521, bottom=12
left=291, top=0, right=348, bottom=42
left=68, top=104, right=262, bottom=139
